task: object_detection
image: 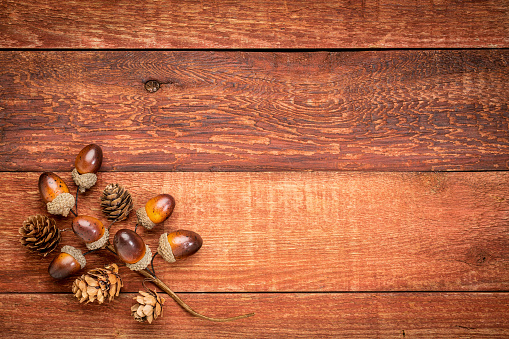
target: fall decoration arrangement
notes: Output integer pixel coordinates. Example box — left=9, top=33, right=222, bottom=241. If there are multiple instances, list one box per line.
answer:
left=20, top=144, right=254, bottom=324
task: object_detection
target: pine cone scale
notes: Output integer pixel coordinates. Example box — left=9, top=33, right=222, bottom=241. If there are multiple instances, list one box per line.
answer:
left=101, top=184, right=133, bottom=221
left=132, top=289, right=165, bottom=324
left=19, top=215, right=61, bottom=256
left=72, top=264, right=123, bottom=304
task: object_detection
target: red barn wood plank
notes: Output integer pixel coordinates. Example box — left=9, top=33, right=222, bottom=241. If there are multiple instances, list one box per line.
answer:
left=1, top=293, right=509, bottom=338
left=2, top=172, right=508, bottom=293
left=0, top=0, right=508, bottom=49
left=1, top=50, right=508, bottom=172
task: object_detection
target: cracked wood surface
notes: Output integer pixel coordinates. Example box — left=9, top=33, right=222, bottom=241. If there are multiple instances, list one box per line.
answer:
left=1, top=50, right=508, bottom=172
left=1, top=0, right=508, bottom=49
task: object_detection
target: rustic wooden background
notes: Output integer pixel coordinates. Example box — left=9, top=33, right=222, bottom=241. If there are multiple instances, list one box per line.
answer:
left=1, top=1, right=508, bottom=338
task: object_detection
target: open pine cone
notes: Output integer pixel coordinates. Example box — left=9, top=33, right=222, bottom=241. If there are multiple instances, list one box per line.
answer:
left=72, top=264, right=123, bottom=304
left=19, top=215, right=61, bottom=256
left=100, top=183, right=134, bottom=221
left=131, top=289, right=165, bottom=324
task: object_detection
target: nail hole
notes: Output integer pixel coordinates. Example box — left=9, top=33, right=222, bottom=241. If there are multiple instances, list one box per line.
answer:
left=144, top=80, right=160, bottom=93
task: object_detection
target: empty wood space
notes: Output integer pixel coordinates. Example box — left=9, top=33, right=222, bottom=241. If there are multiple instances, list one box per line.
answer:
left=1, top=50, right=508, bottom=172
left=0, top=1, right=508, bottom=338
left=1, top=0, right=508, bottom=49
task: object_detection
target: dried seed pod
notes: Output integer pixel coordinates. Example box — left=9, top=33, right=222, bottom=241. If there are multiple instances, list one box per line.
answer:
left=39, top=172, right=75, bottom=217
left=101, top=183, right=134, bottom=221
left=48, top=245, right=86, bottom=279
left=72, top=144, right=103, bottom=192
left=131, top=289, right=165, bottom=324
left=19, top=214, right=61, bottom=256
left=158, top=230, right=203, bottom=263
left=72, top=215, right=109, bottom=250
left=136, top=194, right=175, bottom=230
left=113, top=229, right=152, bottom=271
left=72, top=264, right=123, bottom=304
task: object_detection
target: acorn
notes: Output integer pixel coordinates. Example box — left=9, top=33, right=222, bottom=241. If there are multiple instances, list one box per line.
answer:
left=113, top=229, right=152, bottom=271
left=48, top=245, right=86, bottom=279
left=72, top=215, right=109, bottom=250
left=39, top=172, right=75, bottom=217
left=72, top=144, right=103, bottom=192
left=158, top=230, right=202, bottom=263
left=136, top=194, right=175, bottom=230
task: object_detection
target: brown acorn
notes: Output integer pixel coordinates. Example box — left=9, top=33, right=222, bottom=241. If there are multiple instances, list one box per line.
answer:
left=39, top=172, right=70, bottom=203
left=72, top=215, right=109, bottom=250
left=158, top=230, right=203, bottom=263
left=72, top=144, right=103, bottom=192
left=75, top=144, right=103, bottom=174
left=48, top=245, right=86, bottom=279
left=113, top=229, right=152, bottom=271
left=136, top=194, right=175, bottom=230
left=39, top=172, right=75, bottom=217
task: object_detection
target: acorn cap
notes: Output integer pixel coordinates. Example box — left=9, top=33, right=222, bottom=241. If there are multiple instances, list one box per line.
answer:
left=126, top=245, right=152, bottom=271
left=157, top=233, right=176, bottom=263
left=72, top=168, right=98, bottom=193
left=85, top=228, right=109, bottom=251
left=46, top=192, right=75, bottom=217
left=136, top=207, right=156, bottom=230
left=61, top=245, right=86, bottom=269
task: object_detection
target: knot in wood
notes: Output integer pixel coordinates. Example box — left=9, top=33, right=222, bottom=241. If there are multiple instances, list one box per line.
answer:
left=144, top=80, right=160, bottom=93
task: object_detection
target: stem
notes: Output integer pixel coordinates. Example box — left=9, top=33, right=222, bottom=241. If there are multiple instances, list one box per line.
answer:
left=107, top=219, right=117, bottom=231
left=150, top=251, right=159, bottom=277
left=105, top=245, right=254, bottom=322
left=83, top=248, right=100, bottom=256
left=74, top=186, right=79, bottom=216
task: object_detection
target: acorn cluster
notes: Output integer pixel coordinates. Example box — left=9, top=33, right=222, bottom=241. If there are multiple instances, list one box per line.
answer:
left=19, top=144, right=252, bottom=324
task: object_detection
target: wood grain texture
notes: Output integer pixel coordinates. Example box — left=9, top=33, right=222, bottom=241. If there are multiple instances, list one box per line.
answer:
left=1, top=293, right=509, bottom=338
left=1, top=50, right=508, bottom=172
left=2, top=172, right=508, bottom=293
left=0, top=0, right=508, bottom=49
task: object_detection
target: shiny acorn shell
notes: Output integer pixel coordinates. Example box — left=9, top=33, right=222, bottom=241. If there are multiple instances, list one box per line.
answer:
left=38, top=172, right=70, bottom=203
left=72, top=215, right=105, bottom=243
left=48, top=252, right=81, bottom=279
left=145, top=194, right=175, bottom=224
left=167, top=230, right=203, bottom=259
left=113, top=229, right=146, bottom=264
left=75, top=144, right=103, bottom=174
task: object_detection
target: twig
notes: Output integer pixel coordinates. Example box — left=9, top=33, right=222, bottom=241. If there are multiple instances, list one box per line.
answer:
left=105, top=245, right=254, bottom=322
left=138, top=269, right=255, bottom=322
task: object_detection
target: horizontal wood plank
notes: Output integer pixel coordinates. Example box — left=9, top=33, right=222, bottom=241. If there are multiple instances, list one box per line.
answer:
left=1, top=172, right=508, bottom=293
left=2, top=293, right=509, bottom=338
left=1, top=50, right=508, bottom=172
left=0, top=0, right=508, bottom=49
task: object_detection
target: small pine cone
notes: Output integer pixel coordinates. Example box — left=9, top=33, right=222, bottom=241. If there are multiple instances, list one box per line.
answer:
left=72, top=263, right=123, bottom=304
left=19, top=215, right=61, bottom=256
left=131, top=289, right=165, bottom=324
left=100, top=183, right=134, bottom=221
